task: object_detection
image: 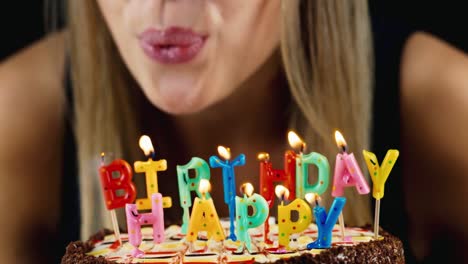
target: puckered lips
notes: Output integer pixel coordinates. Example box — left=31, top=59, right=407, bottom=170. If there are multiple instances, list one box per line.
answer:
left=139, top=27, right=207, bottom=64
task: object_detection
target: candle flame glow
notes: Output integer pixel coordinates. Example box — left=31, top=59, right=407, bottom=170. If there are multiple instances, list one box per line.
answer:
left=240, top=183, right=254, bottom=197
left=217, top=145, right=231, bottom=160
left=257, top=152, right=270, bottom=161
left=334, top=130, right=347, bottom=152
left=288, top=131, right=306, bottom=152
left=139, top=135, right=154, bottom=157
left=275, top=185, right=290, bottom=201
left=199, top=179, right=211, bottom=194
left=305, top=193, right=321, bottom=206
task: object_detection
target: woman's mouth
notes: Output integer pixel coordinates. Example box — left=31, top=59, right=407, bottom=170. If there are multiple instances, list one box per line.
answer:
left=139, top=27, right=207, bottom=64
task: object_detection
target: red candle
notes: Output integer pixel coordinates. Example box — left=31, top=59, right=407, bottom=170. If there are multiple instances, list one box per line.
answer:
left=258, top=150, right=296, bottom=243
left=99, top=158, right=137, bottom=209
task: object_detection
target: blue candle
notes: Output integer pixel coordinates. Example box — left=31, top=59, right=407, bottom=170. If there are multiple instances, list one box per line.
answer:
left=209, top=146, right=246, bottom=241
left=307, top=197, right=346, bottom=249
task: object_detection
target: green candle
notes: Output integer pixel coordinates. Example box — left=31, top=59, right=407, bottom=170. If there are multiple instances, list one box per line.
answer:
left=176, top=157, right=211, bottom=234
left=235, top=183, right=269, bottom=251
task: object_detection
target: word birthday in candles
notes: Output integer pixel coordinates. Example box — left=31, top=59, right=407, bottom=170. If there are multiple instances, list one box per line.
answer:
left=186, top=179, right=225, bottom=243
left=209, top=146, right=245, bottom=241
left=125, top=193, right=165, bottom=257
left=276, top=185, right=312, bottom=249
left=176, top=157, right=211, bottom=234
left=134, top=135, right=172, bottom=210
left=235, top=183, right=269, bottom=251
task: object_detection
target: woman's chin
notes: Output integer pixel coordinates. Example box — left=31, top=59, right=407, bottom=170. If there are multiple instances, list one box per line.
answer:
left=147, top=86, right=208, bottom=116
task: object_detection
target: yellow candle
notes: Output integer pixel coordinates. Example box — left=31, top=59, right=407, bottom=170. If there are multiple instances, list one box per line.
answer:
left=135, top=135, right=172, bottom=210
left=362, top=149, right=399, bottom=200
left=276, top=185, right=312, bottom=249
left=186, top=179, right=225, bottom=242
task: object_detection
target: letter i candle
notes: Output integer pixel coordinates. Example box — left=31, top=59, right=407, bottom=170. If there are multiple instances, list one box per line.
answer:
left=332, top=131, right=370, bottom=239
left=134, top=135, right=172, bottom=210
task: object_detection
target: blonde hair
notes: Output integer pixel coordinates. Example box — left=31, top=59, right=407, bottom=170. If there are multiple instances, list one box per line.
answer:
left=68, top=0, right=373, bottom=239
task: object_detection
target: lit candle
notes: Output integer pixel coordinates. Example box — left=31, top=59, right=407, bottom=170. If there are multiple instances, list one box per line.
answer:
left=276, top=185, right=312, bottom=249
left=99, top=153, right=137, bottom=248
left=186, top=179, right=225, bottom=243
left=134, top=135, right=172, bottom=210
left=332, top=130, right=370, bottom=239
left=125, top=193, right=165, bottom=257
left=258, top=151, right=296, bottom=243
left=235, top=183, right=269, bottom=251
left=209, top=146, right=245, bottom=241
left=288, top=131, right=330, bottom=199
left=305, top=194, right=346, bottom=249
left=362, top=149, right=399, bottom=238
left=176, top=157, right=211, bottom=234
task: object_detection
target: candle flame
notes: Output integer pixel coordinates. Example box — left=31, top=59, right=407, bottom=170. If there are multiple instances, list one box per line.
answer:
left=240, top=183, right=254, bottom=197
left=139, top=135, right=154, bottom=156
left=217, top=146, right=231, bottom=160
left=199, top=179, right=211, bottom=194
left=305, top=193, right=321, bottom=205
left=275, top=185, right=290, bottom=201
left=334, top=130, right=347, bottom=151
left=257, top=152, right=270, bottom=161
left=288, top=131, right=306, bottom=152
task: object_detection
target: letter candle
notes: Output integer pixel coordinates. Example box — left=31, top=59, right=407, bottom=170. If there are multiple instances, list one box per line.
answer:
left=186, top=179, right=225, bottom=244
left=99, top=153, right=137, bottom=248
left=362, top=149, right=399, bottom=238
left=125, top=193, right=165, bottom=257
left=134, top=135, right=172, bottom=210
left=235, top=183, right=269, bottom=252
left=176, top=157, right=211, bottom=234
left=209, top=146, right=246, bottom=241
left=305, top=193, right=346, bottom=249
left=258, top=151, right=296, bottom=243
left=332, top=131, right=370, bottom=239
left=276, top=185, right=312, bottom=249
left=288, top=131, right=330, bottom=199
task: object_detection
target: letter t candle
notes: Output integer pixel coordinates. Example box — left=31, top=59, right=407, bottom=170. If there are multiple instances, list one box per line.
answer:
left=209, top=146, right=246, bottom=241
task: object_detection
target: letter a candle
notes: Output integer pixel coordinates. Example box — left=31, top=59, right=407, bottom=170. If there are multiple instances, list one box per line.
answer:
left=186, top=179, right=225, bottom=243
left=332, top=131, right=370, bottom=239
left=362, top=149, right=399, bottom=238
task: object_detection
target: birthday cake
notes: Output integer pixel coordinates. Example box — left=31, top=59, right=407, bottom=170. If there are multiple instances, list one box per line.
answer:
left=61, top=220, right=405, bottom=263
left=63, top=134, right=405, bottom=263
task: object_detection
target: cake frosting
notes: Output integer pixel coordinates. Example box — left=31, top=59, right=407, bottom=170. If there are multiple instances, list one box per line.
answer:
left=61, top=220, right=405, bottom=263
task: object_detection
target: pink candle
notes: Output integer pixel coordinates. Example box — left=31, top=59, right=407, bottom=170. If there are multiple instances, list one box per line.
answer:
left=332, top=131, right=370, bottom=197
left=126, top=193, right=165, bottom=257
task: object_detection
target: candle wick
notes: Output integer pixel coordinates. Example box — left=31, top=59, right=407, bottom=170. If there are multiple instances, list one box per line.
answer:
left=341, top=145, right=347, bottom=153
left=151, top=151, right=156, bottom=160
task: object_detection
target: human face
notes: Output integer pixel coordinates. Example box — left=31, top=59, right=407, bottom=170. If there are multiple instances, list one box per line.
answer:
left=97, top=0, right=281, bottom=115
